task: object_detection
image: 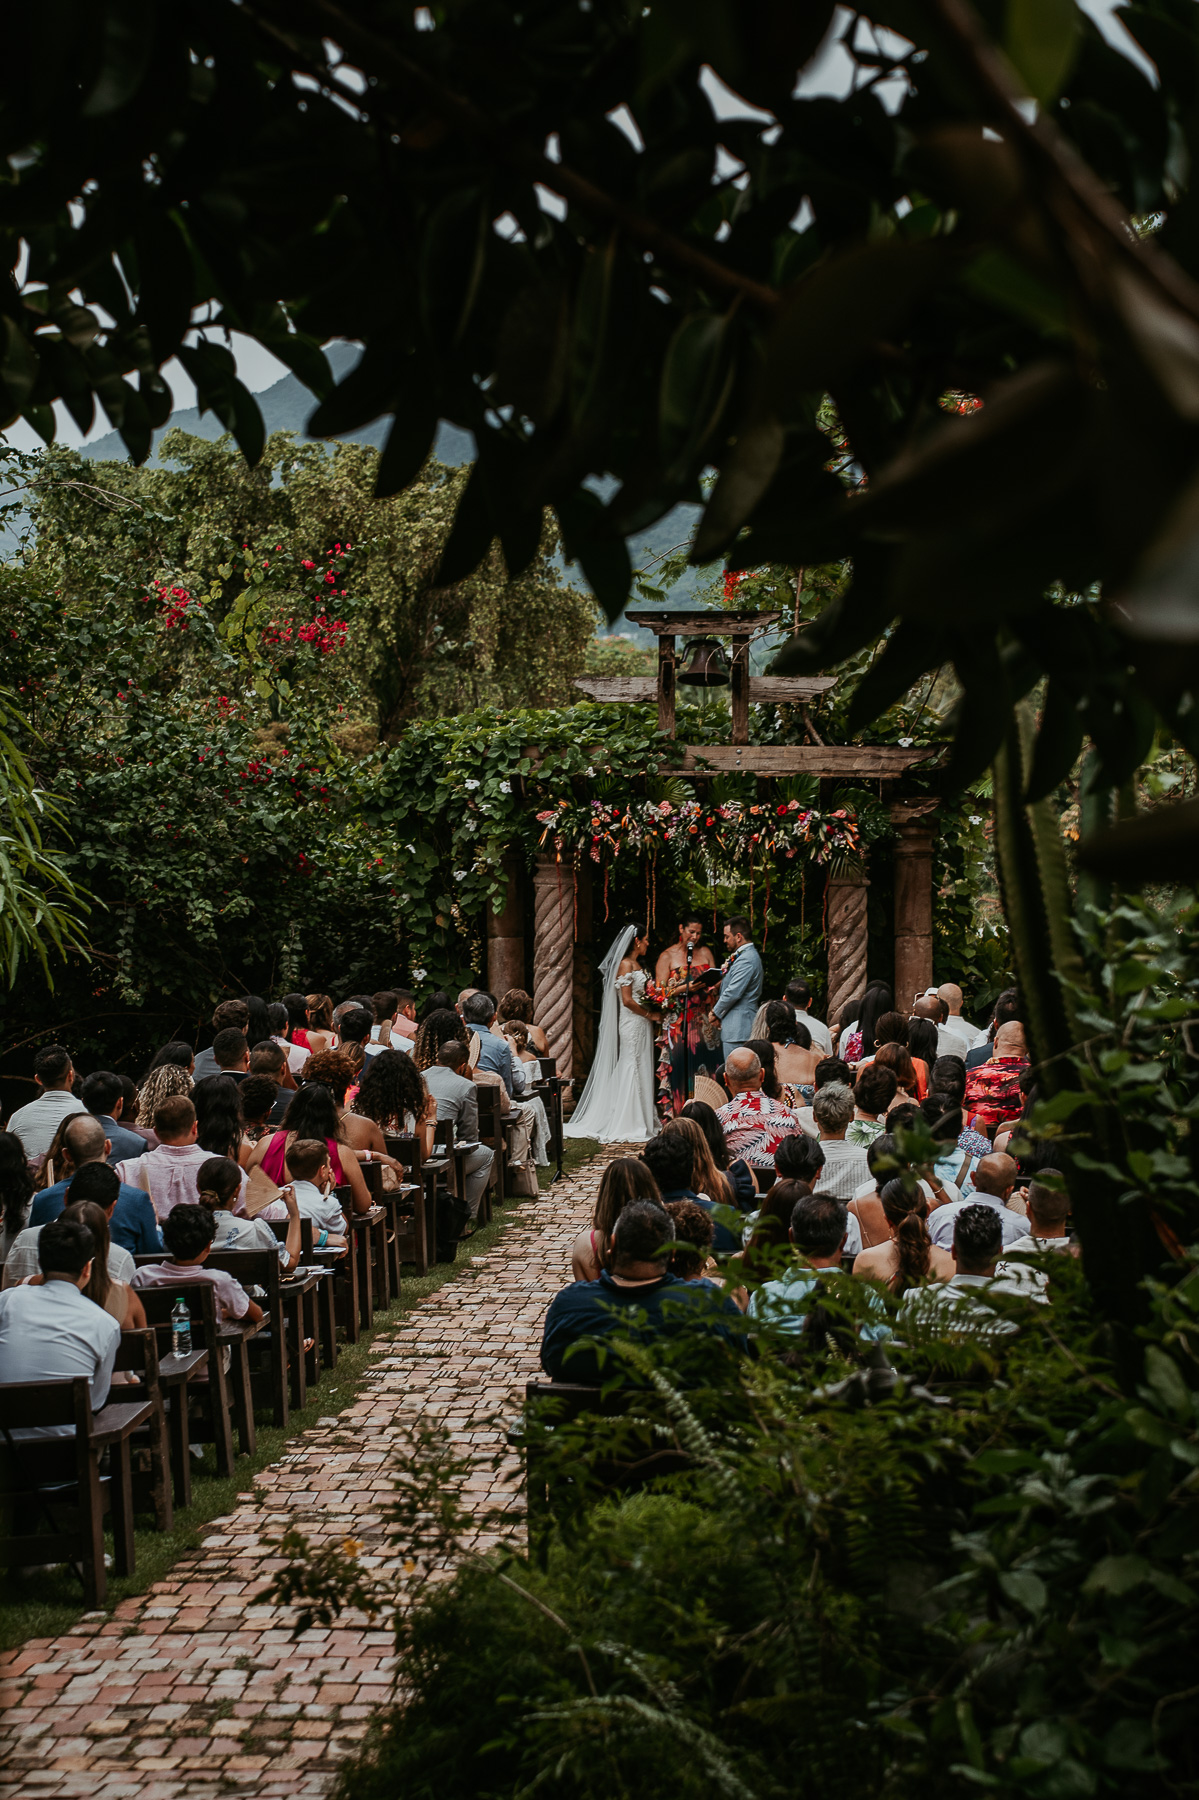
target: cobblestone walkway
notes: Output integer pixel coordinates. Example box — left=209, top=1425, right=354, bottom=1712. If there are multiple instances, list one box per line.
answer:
left=0, top=1153, right=608, bottom=1800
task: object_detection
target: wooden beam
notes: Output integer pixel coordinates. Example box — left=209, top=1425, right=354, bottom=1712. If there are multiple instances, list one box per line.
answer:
left=572, top=674, right=838, bottom=703
left=657, top=635, right=676, bottom=738
left=730, top=635, right=751, bottom=745
left=666, top=745, right=939, bottom=776
left=624, top=608, right=782, bottom=636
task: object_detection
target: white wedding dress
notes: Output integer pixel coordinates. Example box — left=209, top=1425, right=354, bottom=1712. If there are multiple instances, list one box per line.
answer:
left=565, top=927, right=660, bottom=1143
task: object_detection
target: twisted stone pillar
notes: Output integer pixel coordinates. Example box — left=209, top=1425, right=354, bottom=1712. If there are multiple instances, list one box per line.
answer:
left=486, top=851, right=525, bottom=1000
left=892, top=804, right=937, bottom=1008
left=826, top=862, right=869, bottom=1027
left=572, top=857, right=595, bottom=1082
left=533, top=853, right=574, bottom=1081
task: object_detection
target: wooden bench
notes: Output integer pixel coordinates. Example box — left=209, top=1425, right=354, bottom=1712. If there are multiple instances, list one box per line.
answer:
left=0, top=1376, right=152, bottom=1604
left=333, top=1195, right=388, bottom=1330
left=203, top=1250, right=328, bottom=1424
left=382, top=1137, right=434, bottom=1276
left=267, top=1217, right=342, bottom=1370
left=135, top=1281, right=258, bottom=1473
left=474, top=1084, right=511, bottom=1203
left=111, top=1326, right=175, bottom=1533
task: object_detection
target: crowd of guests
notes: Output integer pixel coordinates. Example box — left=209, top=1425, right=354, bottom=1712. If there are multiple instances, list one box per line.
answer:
left=542, top=975, right=1065, bottom=1378
left=0, top=985, right=557, bottom=1432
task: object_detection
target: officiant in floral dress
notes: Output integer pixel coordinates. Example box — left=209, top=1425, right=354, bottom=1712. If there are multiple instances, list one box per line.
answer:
left=654, top=917, right=721, bottom=1115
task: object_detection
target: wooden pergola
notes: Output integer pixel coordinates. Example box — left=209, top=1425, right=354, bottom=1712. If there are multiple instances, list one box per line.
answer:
left=488, top=608, right=940, bottom=1084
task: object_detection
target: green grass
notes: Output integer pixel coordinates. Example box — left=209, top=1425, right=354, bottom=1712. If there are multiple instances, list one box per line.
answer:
left=0, top=1139, right=598, bottom=1654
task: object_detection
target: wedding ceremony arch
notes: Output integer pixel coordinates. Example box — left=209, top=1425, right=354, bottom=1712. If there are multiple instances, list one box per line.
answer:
left=482, top=608, right=941, bottom=1089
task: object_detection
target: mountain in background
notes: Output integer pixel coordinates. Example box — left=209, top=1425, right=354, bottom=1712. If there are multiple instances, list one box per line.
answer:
left=80, top=342, right=705, bottom=631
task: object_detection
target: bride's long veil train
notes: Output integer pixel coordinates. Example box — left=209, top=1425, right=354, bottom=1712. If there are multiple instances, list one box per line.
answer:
left=564, top=925, right=658, bottom=1141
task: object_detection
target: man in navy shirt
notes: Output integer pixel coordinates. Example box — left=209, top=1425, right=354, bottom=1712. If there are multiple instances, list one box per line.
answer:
left=540, top=1201, right=747, bottom=1383
left=28, top=1114, right=162, bottom=1255
left=80, top=1070, right=146, bottom=1166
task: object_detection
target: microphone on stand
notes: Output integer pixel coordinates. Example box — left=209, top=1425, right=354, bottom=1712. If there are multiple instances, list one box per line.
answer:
left=683, top=938, right=694, bottom=1103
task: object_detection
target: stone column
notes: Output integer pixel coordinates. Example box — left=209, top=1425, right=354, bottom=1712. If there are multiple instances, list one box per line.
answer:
left=533, top=853, right=574, bottom=1080
left=891, top=801, right=937, bottom=1008
left=572, top=858, right=595, bottom=1082
left=826, top=862, right=870, bottom=1026
left=486, top=851, right=525, bottom=1000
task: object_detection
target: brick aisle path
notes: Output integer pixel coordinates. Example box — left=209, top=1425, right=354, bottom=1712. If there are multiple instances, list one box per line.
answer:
left=0, top=1150, right=614, bottom=1800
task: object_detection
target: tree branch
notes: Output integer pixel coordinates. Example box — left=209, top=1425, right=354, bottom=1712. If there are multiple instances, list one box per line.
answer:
left=244, top=0, right=782, bottom=319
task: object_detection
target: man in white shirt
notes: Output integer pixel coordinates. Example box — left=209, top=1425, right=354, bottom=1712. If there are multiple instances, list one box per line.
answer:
left=906, top=1204, right=1030, bottom=1338
left=0, top=1216, right=119, bottom=1437
left=936, top=983, right=986, bottom=1051
left=5, top=1044, right=87, bottom=1165
left=1000, top=1174, right=1075, bottom=1259
left=927, top=1151, right=1027, bottom=1251
left=283, top=1138, right=349, bottom=1247
left=811, top=1083, right=871, bottom=1200
left=784, top=981, right=832, bottom=1056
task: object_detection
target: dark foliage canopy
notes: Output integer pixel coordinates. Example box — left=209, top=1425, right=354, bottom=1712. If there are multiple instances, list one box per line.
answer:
left=4, top=0, right=1199, bottom=867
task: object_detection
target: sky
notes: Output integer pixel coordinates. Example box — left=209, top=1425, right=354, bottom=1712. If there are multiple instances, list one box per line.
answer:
left=2, top=0, right=1157, bottom=456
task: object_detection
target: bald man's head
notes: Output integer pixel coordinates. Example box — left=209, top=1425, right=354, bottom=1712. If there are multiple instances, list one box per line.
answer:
left=912, top=996, right=945, bottom=1023
left=938, top=982, right=964, bottom=1014
left=972, top=1152, right=1017, bottom=1200
left=993, top=1021, right=1028, bottom=1058
left=457, top=987, right=479, bottom=1010
left=62, top=1114, right=108, bottom=1169
left=724, top=1048, right=763, bottom=1095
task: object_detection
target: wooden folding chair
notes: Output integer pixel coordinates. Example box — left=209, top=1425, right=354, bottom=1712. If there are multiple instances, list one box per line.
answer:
left=382, top=1137, right=432, bottom=1276
left=473, top=1085, right=508, bottom=1205
left=0, top=1376, right=151, bottom=1604
left=135, top=1281, right=258, bottom=1472
left=204, top=1249, right=326, bottom=1423
left=111, top=1326, right=174, bottom=1532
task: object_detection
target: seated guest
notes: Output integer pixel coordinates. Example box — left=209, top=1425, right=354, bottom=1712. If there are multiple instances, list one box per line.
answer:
left=872, top=1040, right=923, bottom=1101
left=118, top=1096, right=213, bottom=1221
left=118, top=1076, right=154, bottom=1148
left=0, top=1217, right=120, bottom=1437
left=5, top=1162, right=146, bottom=1291
left=193, top=1001, right=250, bottom=1081
left=269, top=1000, right=308, bottom=1076
left=540, top=1201, right=747, bottom=1382
left=462, top=993, right=516, bottom=1095
left=716, top=1048, right=803, bottom=1175
left=927, top=1151, right=1027, bottom=1251
left=246, top=1082, right=373, bottom=1213
left=570, top=1156, right=662, bottom=1282
left=907, top=1015, right=939, bottom=1090
left=1000, top=1173, right=1075, bottom=1257
left=413, top=1007, right=470, bottom=1071
left=921, top=1096, right=977, bottom=1193
left=240, top=1075, right=283, bottom=1145
left=61, top=1197, right=147, bottom=1330
left=210, top=1028, right=250, bottom=1081
left=741, top=1178, right=812, bottom=1283
left=304, top=993, right=338, bottom=1057
left=646, top=1126, right=740, bottom=1254
left=388, top=989, right=419, bottom=1043
left=368, top=991, right=400, bottom=1053
left=747, top=1192, right=853, bottom=1337
left=135, top=1062, right=193, bottom=1139
left=248, top=1043, right=294, bottom=1120
left=761, top=1001, right=821, bottom=1100
left=793, top=1056, right=853, bottom=1136
left=680, top=1100, right=755, bottom=1211
left=786, top=979, right=833, bottom=1055
left=146, top=1040, right=195, bottom=1078
left=664, top=1197, right=718, bottom=1281
left=423, top=1042, right=495, bottom=1222
left=848, top=1132, right=957, bottom=1246
left=336, top=1007, right=378, bottom=1078
left=24, top=1116, right=162, bottom=1256
left=352, top=1050, right=437, bottom=1163
left=196, top=1155, right=301, bottom=1269
left=284, top=1138, right=349, bottom=1249
left=132, top=1203, right=263, bottom=1323
left=810, top=1083, right=871, bottom=1200
left=419, top=989, right=456, bottom=1023
left=301, top=1049, right=402, bottom=1183
left=852, top=1176, right=954, bottom=1292
left=905, top=1203, right=1029, bottom=1338
left=964, top=988, right=1024, bottom=1070
left=0, top=1131, right=35, bottom=1268
left=964, top=1021, right=1031, bottom=1135
left=282, top=991, right=311, bottom=1051
left=502, top=1020, right=539, bottom=1070
left=743, top=1038, right=786, bottom=1102
left=80, top=1070, right=146, bottom=1166
left=5, top=1044, right=87, bottom=1166
left=846, top=1065, right=899, bottom=1148
left=496, top=988, right=548, bottom=1056
left=193, top=1074, right=248, bottom=1166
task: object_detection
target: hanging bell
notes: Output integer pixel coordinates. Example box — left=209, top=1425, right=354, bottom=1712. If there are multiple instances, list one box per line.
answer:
left=677, top=636, right=729, bottom=686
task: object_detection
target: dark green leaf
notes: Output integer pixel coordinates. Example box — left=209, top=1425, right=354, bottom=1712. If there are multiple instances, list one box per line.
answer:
left=434, top=462, right=495, bottom=586
left=1024, top=677, right=1085, bottom=802
left=375, top=407, right=438, bottom=498
left=848, top=621, right=947, bottom=732
left=80, top=0, right=154, bottom=116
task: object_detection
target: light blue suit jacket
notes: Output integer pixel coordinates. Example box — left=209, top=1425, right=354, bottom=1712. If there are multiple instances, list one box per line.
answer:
left=712, top=944, right=763, bottom=1050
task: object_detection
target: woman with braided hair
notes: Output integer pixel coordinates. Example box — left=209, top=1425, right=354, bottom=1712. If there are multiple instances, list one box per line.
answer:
left=412, top=1007, right=469, bottom=1071
left=851, top=1176, right=953, bottom=1295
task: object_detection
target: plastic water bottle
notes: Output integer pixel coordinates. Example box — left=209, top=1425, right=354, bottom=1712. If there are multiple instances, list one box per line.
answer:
left=171, top=1298, right=192, bottom=1356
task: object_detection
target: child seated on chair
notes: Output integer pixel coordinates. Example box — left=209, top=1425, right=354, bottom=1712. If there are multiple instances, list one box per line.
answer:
left=196, top=1156, right=302, bottom=1273
left=131, top=1202, right=263, bottom=1324
left=284, top=1138, right=349, bottom=1250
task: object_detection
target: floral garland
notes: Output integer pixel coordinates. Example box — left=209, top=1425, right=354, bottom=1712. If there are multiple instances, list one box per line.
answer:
left=535, top=795, right=863, bottom=872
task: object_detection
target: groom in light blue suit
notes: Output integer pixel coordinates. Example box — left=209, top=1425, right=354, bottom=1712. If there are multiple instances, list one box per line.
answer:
left=710, top=915, right=764, bottom=1059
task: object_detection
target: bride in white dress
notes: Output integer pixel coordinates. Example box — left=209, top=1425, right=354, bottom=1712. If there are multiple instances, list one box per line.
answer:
left=564, top=923, right=661, bottom=1143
